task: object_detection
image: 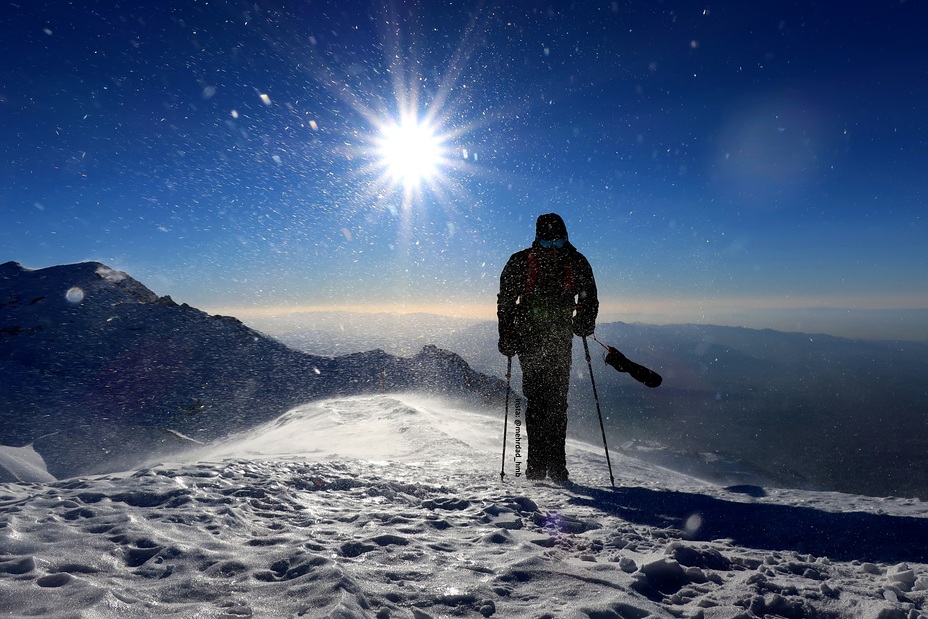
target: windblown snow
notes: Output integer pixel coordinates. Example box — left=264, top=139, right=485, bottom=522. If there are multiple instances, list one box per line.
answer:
left=2, top=394, right=927, bottom=618
left=0, top=444, right=55, bottom=484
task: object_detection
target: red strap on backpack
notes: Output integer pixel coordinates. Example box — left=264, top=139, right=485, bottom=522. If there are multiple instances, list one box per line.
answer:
left=565, top=259, right=574, bottom=294
left=524, top=250, right=575, bottom=296
left=526, top=252, right=539, bottom=295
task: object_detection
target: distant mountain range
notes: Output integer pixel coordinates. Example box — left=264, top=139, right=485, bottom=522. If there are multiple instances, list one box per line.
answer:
left=0, top=261, right=507, bottom=479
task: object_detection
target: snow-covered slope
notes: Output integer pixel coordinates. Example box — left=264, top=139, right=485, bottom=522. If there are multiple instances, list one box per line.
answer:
left=1, top=394, right=926, bottom=618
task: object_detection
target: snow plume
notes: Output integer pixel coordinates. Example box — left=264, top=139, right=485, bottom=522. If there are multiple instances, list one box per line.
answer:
left=1, top=394, right=927, bottom=618
left=190, top=394, right=505, bottom=466
left=0, top=445, right=55, bottom=483
left=94, top=264, right=127, bottom=282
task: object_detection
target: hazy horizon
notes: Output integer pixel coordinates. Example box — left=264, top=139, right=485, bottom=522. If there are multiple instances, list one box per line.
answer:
left=203, top=301, right=928, bottom=343
left=5, top=256, right=927, bottom=342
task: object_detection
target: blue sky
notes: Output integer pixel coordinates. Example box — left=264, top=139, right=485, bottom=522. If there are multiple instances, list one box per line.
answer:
left=2, top=1, right=926, bottom=338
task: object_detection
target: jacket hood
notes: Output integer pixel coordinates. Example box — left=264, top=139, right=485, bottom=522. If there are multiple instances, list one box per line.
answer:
left=535, top=213, right=568, bottom=241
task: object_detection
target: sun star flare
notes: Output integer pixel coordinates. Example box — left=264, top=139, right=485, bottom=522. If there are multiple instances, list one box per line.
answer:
left=376, top=115, right=447, bottom=189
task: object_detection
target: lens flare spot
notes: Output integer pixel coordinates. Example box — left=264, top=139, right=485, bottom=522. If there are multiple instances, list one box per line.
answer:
left=685, top=513, right=703, bottom=535
left=65, top=287, right=85, bottom=303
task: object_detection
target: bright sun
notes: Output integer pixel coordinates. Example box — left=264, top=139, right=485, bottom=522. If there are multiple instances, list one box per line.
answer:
left=376, top=115, right=446, bottom=189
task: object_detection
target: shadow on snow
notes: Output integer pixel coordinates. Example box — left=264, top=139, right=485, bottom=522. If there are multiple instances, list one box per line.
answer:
left=568, top=483, right=928, bottom=564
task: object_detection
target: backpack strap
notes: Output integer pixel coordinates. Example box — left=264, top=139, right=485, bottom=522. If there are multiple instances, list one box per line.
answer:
left=525, top=251, right=539, bottom=295
left=565, top=259, right=574, bottom=295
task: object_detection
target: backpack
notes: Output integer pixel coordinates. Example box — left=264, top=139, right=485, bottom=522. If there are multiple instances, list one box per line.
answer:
left=519, top=249, right=577, bottom=329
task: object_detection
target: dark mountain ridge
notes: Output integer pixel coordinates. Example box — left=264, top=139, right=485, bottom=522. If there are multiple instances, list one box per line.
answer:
left=0, top=261, right=507, bottom=478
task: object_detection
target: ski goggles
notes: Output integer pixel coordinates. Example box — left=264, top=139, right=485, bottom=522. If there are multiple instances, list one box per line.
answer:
left=538, top=237, right=566, bottom=249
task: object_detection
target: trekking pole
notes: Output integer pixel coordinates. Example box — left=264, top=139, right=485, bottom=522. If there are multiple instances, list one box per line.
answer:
left=583, top=336, right=615, bottom=488
left=499, top=355, right=512, bottom=482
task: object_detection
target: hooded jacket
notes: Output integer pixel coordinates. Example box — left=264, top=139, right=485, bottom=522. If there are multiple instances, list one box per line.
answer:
left=497, top=239, right=598, bottom=347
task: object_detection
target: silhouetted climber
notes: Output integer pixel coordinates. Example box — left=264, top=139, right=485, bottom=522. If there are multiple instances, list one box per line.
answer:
left=497, top=213, right=599, bottom=481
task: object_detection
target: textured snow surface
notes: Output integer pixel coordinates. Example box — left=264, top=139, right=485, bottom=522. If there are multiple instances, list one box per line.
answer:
left=1, top=395, right=927, bottom=618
